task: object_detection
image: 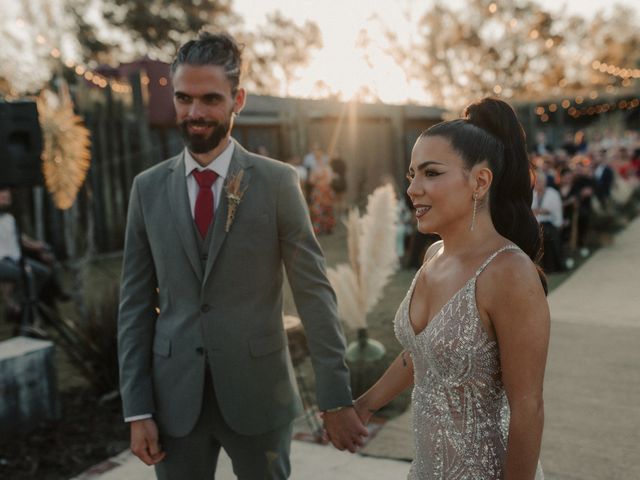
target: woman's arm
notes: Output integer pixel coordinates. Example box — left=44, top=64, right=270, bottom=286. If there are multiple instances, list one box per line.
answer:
left=480, top=252, right=550, bottom=480
left=354, top=350, right=414, bottom=425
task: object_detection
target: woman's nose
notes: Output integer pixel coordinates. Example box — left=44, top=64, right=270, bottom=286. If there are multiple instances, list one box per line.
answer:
left=406, top=178, right=419, bottom=198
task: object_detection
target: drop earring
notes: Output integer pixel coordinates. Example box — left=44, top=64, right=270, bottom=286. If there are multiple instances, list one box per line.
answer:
left=470, top=192, right=478, bottom=231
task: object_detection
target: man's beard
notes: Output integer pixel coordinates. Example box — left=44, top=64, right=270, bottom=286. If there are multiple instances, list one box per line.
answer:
left=178, top=114, right=232, bottom=154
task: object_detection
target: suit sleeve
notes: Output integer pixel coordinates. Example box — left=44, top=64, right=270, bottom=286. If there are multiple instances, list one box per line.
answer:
left=118, top=177, right=158, bottom=419
left=276, top=166, right=353, bottom=410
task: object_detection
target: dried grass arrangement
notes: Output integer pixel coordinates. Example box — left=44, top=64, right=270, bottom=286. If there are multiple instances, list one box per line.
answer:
left=38, top=85, right=91, bottom=210
left=327, top=183, right=399, bottom=330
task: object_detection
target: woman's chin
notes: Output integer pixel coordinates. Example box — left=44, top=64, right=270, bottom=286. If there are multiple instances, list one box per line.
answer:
left=416, top=221, right=437, bottom=235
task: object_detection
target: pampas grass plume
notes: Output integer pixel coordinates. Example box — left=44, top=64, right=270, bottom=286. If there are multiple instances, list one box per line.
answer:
left=327, top=183, right=399, bottom=330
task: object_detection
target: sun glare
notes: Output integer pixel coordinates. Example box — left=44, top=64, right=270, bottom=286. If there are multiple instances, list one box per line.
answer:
left=286, top=7, right=418, bottom=104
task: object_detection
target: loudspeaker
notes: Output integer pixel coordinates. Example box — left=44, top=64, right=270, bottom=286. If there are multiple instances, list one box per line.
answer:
left=0, top=101, right=43, bottom=188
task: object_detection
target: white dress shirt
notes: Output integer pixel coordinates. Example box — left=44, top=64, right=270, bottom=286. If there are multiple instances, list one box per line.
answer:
left=124, top=140, right=235, bottom=423
left=532, top=187, right=563, bottom=228
left=0, top=213, right=21, bottom=261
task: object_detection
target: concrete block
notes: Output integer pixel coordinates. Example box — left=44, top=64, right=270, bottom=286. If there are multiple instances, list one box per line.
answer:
left=0, top=336, right=60, bottom=435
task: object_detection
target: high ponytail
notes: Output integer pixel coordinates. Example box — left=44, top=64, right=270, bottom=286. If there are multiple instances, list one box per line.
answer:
left=421, top=97, right=547, bottom=293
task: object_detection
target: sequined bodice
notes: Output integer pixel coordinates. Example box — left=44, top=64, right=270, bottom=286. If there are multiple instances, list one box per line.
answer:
left=394, top=244, right=542, bottom=479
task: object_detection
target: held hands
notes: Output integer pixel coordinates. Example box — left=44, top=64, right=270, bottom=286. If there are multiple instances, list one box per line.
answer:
left=130, top=418, right=166, bottom=465
left=354, top=397, right=375, bottom=426
left=322, top=407, right=368, bottom=453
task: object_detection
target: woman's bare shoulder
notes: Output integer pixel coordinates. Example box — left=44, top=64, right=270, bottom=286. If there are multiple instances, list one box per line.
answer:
left=479, top=247, right=546, bottom=301
left=422, top=240, right=444, bottom=265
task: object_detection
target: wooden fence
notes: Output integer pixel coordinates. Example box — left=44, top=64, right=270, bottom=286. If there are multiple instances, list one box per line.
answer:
left=14, top=76, right=444, bottom=258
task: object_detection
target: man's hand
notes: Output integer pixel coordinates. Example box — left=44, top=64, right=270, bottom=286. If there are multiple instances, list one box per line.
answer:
left=322, top=407, right=368, bottom=453
left=130, top=418, right=166, bottom=465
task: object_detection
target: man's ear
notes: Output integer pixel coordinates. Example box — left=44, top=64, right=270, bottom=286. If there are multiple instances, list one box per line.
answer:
left=234, top=87, right=246, bottom=115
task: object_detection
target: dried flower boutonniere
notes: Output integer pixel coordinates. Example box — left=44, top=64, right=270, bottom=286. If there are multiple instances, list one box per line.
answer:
left=224, top=170, right=248, bottom=232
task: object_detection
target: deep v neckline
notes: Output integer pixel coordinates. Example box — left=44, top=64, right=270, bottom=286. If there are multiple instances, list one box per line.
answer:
left=406, top=244, right=519, bottom=338
left=407, top=267, right=475, bottom=338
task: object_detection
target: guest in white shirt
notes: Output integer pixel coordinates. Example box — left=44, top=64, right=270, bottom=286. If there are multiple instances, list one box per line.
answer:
left=0, top=188, right=69, bottom=324
left=532, top=172, right=566, bottom=272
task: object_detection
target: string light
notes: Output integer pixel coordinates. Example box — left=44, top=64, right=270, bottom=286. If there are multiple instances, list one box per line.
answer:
left=535, top=96, right=639, bottom=120
left=16, top=18, right=133, bottom=94
left=591, top=60, right=640, bottom=80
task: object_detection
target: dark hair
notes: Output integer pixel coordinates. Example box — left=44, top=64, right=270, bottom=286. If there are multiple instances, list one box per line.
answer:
left=421, top=97, right=547, bottom=293
left=171, top=30, right=243, bottom=94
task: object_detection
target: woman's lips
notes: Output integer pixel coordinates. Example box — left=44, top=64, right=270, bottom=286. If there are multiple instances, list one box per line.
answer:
left=415, top=206, right=431, bottom=218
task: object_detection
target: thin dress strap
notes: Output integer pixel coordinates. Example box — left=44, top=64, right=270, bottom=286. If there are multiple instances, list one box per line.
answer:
left=474, top=244, right=521, bottom=278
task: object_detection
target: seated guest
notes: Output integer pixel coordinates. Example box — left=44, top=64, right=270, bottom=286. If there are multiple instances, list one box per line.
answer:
left=592, top=149, right=614, bottom=209
left=532, top=172, right=566, bottom=272
left=0, top=188, right=69, bottom=325
left=559, top=161, right=595, bottom=257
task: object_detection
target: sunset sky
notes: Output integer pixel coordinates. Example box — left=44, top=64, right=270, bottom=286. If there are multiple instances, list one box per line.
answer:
left=234, top=0, right=637, bottom=104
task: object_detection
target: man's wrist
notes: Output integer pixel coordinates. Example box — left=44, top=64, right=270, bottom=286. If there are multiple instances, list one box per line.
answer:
left=125, top=413, right=153, bottom=422
left=322, top=404, right=354, bottom=413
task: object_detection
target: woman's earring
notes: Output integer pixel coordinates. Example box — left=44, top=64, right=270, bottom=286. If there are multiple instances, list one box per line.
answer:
left=470, top=192, right=478, bottom=231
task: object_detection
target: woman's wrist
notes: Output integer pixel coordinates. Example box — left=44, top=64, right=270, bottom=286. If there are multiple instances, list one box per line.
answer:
left=355, top=396, right=377, bottom=415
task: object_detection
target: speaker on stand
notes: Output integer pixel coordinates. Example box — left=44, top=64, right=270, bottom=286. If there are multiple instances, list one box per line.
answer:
left=0, top=101, right=43, bottom=188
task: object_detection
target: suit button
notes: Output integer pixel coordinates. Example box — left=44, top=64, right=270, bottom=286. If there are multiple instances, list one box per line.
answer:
left=201, top=304, right=211, bottom=313
left=202, top=254, right=208, bottom=261
left=196, top=347, right=205, bottom=355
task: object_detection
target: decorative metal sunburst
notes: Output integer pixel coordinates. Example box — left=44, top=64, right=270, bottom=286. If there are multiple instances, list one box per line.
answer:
left=38, top=86, right=91, bottom=210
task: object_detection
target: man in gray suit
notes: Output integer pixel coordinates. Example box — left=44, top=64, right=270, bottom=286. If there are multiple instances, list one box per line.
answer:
left=117, top=31, right=367, bottom=479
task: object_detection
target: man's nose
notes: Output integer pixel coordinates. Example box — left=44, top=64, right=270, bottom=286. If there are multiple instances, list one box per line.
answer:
left=188, top=100, right=205, bottom=118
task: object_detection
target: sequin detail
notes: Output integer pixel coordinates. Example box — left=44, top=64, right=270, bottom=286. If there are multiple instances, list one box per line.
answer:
left=394, top=244, right=544, bottom=479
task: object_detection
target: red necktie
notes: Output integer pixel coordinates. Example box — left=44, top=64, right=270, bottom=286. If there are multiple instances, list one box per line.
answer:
left=192, top=169, right=219, bottom=238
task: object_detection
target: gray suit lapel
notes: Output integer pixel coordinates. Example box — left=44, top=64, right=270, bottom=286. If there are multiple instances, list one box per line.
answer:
left=203, top=139, right=254, bottom=284
left=167, top=152, right=203, bottom=281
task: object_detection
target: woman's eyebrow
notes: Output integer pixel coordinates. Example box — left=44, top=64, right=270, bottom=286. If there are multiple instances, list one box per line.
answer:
left=415, top=160, right=445, bottom=171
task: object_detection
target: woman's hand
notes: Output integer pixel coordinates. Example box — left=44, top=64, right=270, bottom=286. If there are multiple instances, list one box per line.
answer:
left=354, top=397, right=375, bottom=426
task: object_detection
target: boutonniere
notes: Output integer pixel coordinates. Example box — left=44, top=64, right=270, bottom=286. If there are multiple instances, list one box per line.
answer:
left=224, top=170, right=248, bottom=232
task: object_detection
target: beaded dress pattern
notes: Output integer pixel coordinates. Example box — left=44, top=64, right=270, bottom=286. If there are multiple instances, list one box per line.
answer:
left=394, top=243, right=544, bottom=479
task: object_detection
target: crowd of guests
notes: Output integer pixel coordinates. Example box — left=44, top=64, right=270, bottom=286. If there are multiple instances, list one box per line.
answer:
left=286, top=143, right=347, bottom=236
left=531, top=129, right=640, bottom=272
left=281, top=128, right=640, bottom=274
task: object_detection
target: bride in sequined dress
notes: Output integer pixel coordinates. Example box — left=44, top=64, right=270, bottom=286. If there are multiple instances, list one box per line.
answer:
left=354, top=98, right=548, bottom=479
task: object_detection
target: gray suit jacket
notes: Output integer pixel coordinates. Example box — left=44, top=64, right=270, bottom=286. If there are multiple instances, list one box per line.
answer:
left=118, top=140, right=352, bottom=437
